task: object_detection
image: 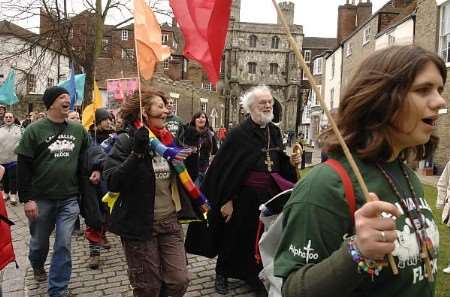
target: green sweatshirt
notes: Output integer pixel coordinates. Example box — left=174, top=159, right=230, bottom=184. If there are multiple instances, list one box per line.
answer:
left=274, top=154, right=438, bottom=297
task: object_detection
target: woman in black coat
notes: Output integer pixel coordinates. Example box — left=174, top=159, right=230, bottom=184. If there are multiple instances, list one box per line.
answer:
left=103, top=89, right=199, bottom=297
left=179, top=111, right=218, bottom=187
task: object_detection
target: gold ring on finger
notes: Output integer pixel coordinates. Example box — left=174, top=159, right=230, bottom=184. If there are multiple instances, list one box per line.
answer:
left=380, top=231, right=387, bottom=242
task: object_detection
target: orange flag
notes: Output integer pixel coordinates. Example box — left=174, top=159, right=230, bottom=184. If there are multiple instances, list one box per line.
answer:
left=134, top=0, right=171, bottom=80
left=82, top=81, right=104, bottom=130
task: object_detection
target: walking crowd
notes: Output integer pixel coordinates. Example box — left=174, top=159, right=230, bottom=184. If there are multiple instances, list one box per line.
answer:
left=1, top=45, right=450, bottom=297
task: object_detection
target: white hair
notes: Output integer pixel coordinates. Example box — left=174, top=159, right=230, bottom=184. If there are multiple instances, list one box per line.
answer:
left=240, top=85, right=272, bottom=114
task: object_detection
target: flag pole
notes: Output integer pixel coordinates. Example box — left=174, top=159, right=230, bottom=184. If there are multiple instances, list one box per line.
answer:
left=134, top=38, right=144, bottom=123
left=271, top=0, right=399, bottom=275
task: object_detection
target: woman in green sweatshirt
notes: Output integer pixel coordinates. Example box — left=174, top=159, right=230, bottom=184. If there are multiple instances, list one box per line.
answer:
left=274, top=45, right=446, bottom=297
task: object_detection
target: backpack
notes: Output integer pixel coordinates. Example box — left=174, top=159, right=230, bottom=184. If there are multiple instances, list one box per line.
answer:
left=256, top=159, right=356, bottom=297
left=0, top=167, right=16, bottom=271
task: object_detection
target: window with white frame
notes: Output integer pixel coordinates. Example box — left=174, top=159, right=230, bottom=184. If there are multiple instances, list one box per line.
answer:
left=346, top=42, right=353, bottom=57
left=200, top=98, right=208, bottom=113
left=47, top=77, right=54, bottom=88
left=122, top=48, right=135, bottom=60
left=202, top=82, right=212, bottom=90
left=27, top=74, right=36, bottom=93
left=102, top=39, right=109, bottom=51
left=305, top=105, right=311, bottom=119
left=313, top=58, right=323, bottom=75
left=162, top=33, right=169, bottom=45
left=363, top=26, right=371, bottom=45
left=121, top=30, right=129, bottom=41
left=304, top=50, right=311, bottom=63
left=439, top=2, right=450, bottom=65
left=162, top=59, right=169, bottom=69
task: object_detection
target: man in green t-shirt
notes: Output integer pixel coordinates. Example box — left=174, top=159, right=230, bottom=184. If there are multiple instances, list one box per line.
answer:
left=16, top=86, right=89, bottom=297
left=165, top=97, right=185, bottom=138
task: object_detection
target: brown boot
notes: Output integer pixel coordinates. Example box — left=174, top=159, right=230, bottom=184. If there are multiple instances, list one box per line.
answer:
left=88, top=255, right=100, bottom=270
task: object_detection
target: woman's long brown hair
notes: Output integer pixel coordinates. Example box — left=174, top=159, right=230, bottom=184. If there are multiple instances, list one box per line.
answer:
left=320, top=45, right=447, bottom=162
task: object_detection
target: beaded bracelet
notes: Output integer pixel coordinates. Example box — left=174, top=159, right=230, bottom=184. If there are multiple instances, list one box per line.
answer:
left=347, top=237, right=385, bottom=280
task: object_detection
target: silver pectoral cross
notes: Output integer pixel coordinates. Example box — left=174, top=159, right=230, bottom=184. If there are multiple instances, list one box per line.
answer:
left=265, top=151, right=273, bottom=172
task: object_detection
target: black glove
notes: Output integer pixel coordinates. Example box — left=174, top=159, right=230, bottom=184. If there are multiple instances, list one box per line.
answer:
left=133, top=127, right=149, bottom=154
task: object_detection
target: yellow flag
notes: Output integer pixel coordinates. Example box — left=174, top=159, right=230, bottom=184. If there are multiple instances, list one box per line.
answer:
left=82, top=81, right=104, bottom=130
left=134, top=0, right=171, bottom=80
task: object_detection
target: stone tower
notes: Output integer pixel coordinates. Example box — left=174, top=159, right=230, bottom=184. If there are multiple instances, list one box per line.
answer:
left=230, top=0, right=241, bottom=22
left=277, top=1, right=295, bottom=25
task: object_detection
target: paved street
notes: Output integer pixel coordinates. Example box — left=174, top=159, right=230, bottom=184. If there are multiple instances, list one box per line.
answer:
left=0, top=145, right=319, bottom=297
left=1, top=202, right=259, bottom=297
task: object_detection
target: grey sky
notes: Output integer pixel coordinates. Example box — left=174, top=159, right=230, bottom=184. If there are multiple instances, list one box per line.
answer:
left=1, top=0, right=391, bottom=38
left=240, top=0, right=391, bottom=37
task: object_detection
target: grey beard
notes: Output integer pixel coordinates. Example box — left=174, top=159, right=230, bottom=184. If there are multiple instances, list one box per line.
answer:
left=252, top=112, right=274, bottom=126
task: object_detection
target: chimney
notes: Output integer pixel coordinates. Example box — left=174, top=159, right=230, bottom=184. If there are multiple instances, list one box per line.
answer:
left=392, top=0, right=414, bottom=8
left=356, top=0, right=372, bottom=27
left=40, top=8, right=53, bottom=35
left=337, top=1, right=357, bottom=44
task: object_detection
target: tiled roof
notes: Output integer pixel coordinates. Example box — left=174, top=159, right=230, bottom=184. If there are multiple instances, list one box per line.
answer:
left=303, top=37, right=337, bottom=49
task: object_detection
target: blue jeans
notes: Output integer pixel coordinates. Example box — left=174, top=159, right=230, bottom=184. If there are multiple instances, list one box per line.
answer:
left=28, top=197, right=79, bottom=297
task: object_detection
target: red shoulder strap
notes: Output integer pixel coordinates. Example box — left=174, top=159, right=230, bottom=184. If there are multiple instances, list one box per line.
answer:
left=325, top=159, right=356, bottom=225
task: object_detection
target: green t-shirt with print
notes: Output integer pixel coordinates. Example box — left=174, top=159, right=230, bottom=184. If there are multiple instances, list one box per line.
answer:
left=274, top=154, right=438, bottom=297
left=16, top=118, right=90, bottom=200
left=165, top=114, right=184, bottom=138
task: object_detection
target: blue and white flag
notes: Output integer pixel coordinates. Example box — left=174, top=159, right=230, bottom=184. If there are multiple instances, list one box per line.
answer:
left=58, top=65, right=85, bottom=109
left=0, top=71, right=18, bottom=105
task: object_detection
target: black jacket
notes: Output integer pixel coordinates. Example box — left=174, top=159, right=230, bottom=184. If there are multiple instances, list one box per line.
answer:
left=103, top=125, right=202, bottom=240
left=179, top=126, right=218, bottom=181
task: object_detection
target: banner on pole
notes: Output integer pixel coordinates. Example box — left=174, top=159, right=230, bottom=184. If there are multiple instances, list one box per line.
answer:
left=106, top=78, right=139, bottom=103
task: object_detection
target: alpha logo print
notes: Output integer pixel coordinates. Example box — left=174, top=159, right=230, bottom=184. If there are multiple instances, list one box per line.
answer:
left=289, top=240, right=319, bottom=263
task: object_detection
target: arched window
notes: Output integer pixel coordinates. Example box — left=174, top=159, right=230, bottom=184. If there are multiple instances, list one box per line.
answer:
left=271, top=36, right=279, bottom=49
left=249, top=35, right=257, bottom=48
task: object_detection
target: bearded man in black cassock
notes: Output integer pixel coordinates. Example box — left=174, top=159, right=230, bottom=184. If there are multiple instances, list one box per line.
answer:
left=201, top=85, right=302, bottom=295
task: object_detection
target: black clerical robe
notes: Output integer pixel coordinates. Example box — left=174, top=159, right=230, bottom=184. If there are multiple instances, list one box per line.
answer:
left=194, top=118, right=297, bottom=283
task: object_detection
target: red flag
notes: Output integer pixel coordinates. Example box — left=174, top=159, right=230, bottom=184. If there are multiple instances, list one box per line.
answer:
left=169, top=0, right=232, bottom=85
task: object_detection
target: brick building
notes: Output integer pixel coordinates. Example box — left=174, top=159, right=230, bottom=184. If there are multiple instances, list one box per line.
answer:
left=340, top=0, right=417, bottom=88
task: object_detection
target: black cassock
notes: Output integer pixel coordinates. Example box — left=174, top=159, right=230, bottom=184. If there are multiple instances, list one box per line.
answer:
left=196, top=118, right=297, bottom=284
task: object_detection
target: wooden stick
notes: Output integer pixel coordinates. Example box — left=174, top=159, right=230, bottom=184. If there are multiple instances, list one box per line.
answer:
left=293, top=143, right=303, bottom=180
left=271, top=0, right=399, bottom=275
left=134, top=38, right=144, bottom=123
